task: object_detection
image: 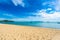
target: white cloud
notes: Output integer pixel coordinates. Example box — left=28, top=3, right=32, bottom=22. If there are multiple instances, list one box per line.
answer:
left=41, top=0, right=60, bottom=22
left=10, top=16, right=40, bottom=21
left=54, top=0, right=60, bottom=11
left=3, top=13, right=16, bottom=18
left=3, top=13, right=13, bottom=16
left=9, top=8, right=60, bottom=22
left=12, top=0, right=25, bottom=7
left=36, top=9, right=60, bottom=22
left=47, top=8, right=52, bottom=10
left=1, top=9, right=60, bottom=22
left=42, top=0, right=60, bottom=11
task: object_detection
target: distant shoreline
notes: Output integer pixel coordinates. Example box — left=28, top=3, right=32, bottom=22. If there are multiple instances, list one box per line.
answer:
left=0, top=23, right=60, bottom=30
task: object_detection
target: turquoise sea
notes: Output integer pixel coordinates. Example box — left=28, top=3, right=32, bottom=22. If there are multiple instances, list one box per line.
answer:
left=0, top=21, right=60, bottom=29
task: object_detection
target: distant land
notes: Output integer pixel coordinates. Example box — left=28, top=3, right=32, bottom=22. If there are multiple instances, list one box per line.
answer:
left=0, top=20, right=60, bottom=24
left=0, top=20, right=14, bottom=22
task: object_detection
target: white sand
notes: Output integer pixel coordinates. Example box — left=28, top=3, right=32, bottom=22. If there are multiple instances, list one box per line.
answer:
left=0, top=24, right=60, bottom=40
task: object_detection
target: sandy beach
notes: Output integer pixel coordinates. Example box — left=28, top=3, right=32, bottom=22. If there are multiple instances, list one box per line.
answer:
left=0, top=24, right=60, bottom=40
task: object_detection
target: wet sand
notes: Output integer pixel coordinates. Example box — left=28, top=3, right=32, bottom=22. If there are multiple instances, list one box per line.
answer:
left=0, top=24, right=60, bottom=40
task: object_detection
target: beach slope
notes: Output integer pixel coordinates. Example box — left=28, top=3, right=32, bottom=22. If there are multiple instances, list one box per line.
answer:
left=0, top=24, right=60, bottom=40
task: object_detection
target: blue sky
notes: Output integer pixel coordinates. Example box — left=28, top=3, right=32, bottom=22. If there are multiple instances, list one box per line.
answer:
left=0, top=0, right=60, bottom=21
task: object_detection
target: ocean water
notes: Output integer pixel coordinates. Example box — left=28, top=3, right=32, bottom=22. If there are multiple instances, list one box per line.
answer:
left=0, top=21, right=60, bottom=29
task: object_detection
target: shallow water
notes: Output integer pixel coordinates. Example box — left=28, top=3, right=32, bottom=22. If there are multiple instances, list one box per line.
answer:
left=0, top=21, right=60, bottom=29
left=37, top=23, right=60, bottom=29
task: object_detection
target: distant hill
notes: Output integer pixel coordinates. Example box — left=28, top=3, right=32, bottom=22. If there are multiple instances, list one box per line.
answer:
left=0, top=20, right=14, bottom=22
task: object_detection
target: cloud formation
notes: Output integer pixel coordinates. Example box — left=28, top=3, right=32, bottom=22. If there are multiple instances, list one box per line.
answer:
left=3, top=13, right=14, bottom=17
left=0, top=0, right=60, bottom=22
left=12, top=0, right=25, bottom=7
left=6, top=9, right=60, bottom=22
left=42, top=0, right=60, bottom=11
left=10, top=16, right=40, bottom=21
left=35, top=9, right=60, bottom=22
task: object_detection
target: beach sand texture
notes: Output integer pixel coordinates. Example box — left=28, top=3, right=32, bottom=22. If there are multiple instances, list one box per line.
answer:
left=0, top=24, right=60, bottom=40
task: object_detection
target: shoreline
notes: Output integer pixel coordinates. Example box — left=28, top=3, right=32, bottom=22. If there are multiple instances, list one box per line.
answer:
left=0, top=24, right=60, bottom=40
left=0, top=23, right=60, bottom=30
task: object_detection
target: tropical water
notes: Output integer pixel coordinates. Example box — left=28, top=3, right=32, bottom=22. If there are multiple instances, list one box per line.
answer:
left=0, top=21, right=60, bottom=29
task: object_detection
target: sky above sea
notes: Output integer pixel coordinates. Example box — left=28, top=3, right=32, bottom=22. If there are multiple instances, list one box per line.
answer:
left=0, top=0, right=60, bottom=22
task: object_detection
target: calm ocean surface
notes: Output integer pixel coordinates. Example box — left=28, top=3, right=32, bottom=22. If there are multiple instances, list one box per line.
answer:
left=0, top=21, right=60, bottom=29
